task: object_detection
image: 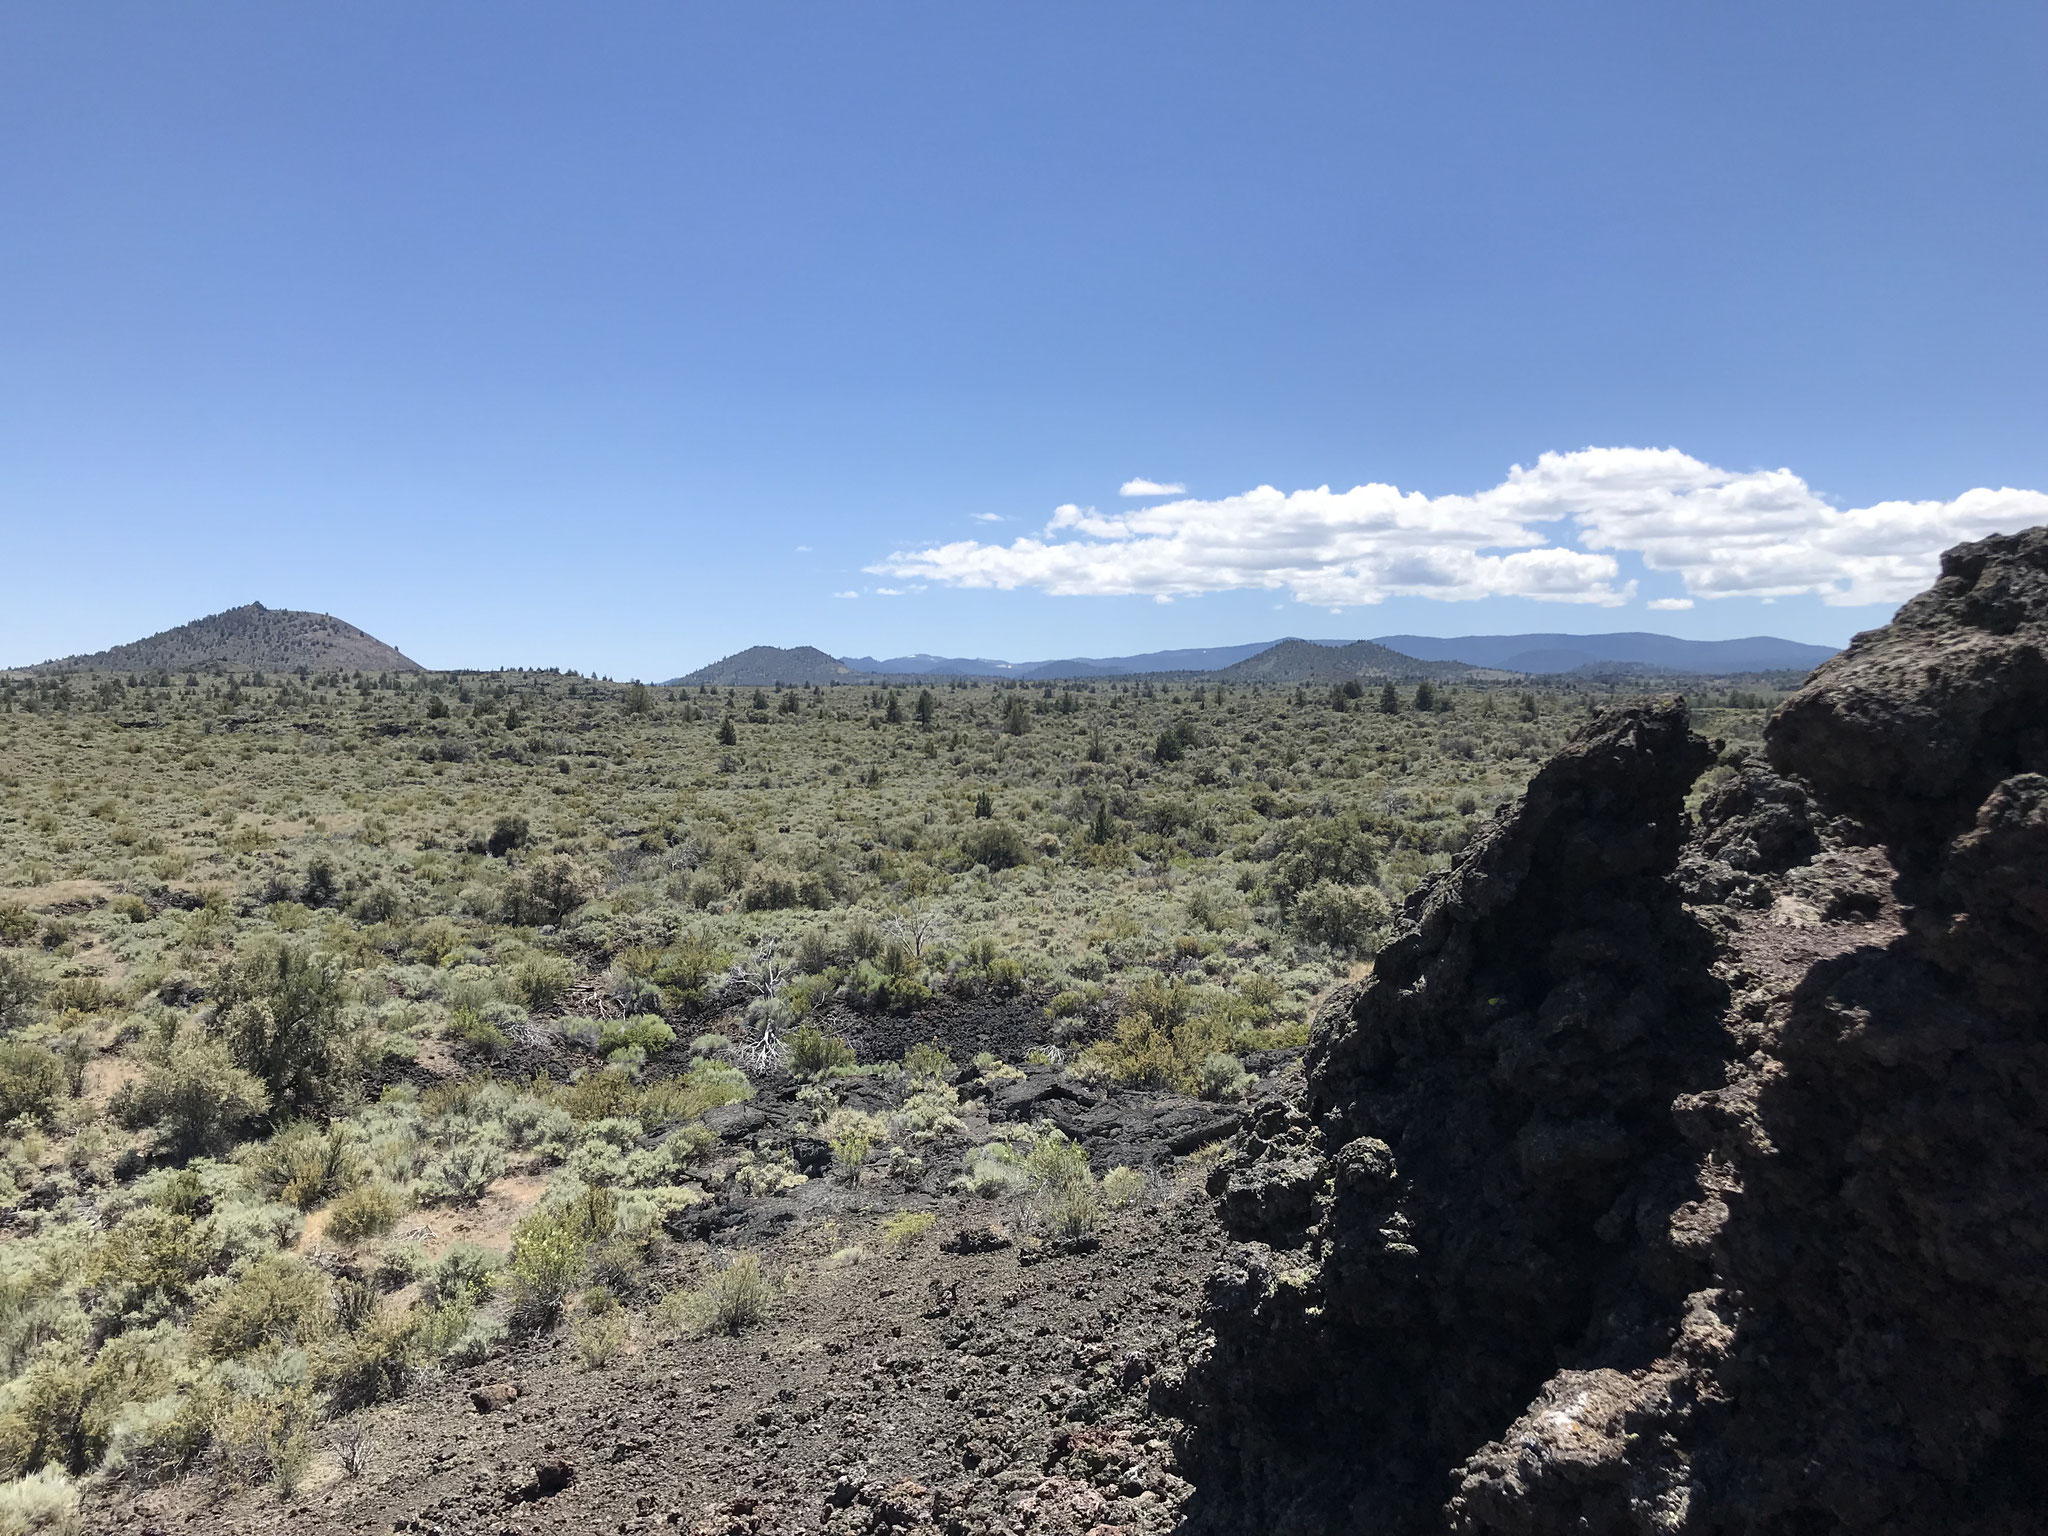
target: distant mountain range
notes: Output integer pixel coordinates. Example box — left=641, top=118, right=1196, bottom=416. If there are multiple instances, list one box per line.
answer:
left=669, top=645, right=864, bottom=687
left=1214, top=639, right=1480, bottom=683
left=838, top=641, right=1279, bottom=679
left=669, top=631, right=1836, bottom=686
left=16, top=603, right=421, bottom=674
left=12, top=606, right=1839, bottom=684
left=1373, top=632, right=1839, bottom=675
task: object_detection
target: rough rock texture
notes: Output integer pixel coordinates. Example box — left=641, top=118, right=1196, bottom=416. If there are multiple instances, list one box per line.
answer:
left=1169, top=528, right=2048, bottom=1534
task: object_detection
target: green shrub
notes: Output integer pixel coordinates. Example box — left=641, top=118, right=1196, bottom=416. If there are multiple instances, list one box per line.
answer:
left=571, top=1290, right=628, bottom=1367
left=675, top=1252, right=769, bottom=1335
left=634, top=936, right=728, bottom=1015
left=597, top=1017, right=676, bottom=1056
left=208, top=1380, right=317, bottom=1491
left=448, top=1006, right=509, bottom=1053
left=900, top=1040, right=953, bottom=1083
left=787, top=1023, right=855, bottom=1077
left=880, top=1210, right=936, bottom=1249
left=1290, top=879, right=1392, bottom=953
left=196, top=1254, right=330, bottom=1359
left=318, top=1312, right=418, bottom=1411
left=959, top=820, right=1027, bottom=871
left=0, top=907, right=36, bottom=946
left=508, top=954, right=574, bottom=1012
left=0, top=1466, right=80, bottom=1535
left=325, top=1182, right=404, bottom=1245
left=500, top=857, right=594, bottom=926
left=210, top=941, right=349, bottom=1110
left=958, top=1141, right=1029, bottom=1199
left=0, top=1045, right=68, bottom=1128
left=1269, top=815, right=1381, bottom=903
left=1100, top=1165, right=1145, bottom=1208
left=0, top=957, right=44, bottom=1029
left=0, top=1346, right=87, bottom=1480
left=248, top=1124, right=362, bottom=1211
left=430, top=1244, right=500, bottom=1307
left=1044, top=1185, right=1102, bottom=1244
left=1197, top=1051, right=1254, bottom=1101
left=506, top=1188, right=616, bottom=1331
left=112, top=1032, right=264, bottom=1160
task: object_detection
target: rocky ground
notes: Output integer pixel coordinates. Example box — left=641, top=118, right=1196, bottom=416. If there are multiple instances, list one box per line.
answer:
left=90, top=1041, right=1270, bottom=1536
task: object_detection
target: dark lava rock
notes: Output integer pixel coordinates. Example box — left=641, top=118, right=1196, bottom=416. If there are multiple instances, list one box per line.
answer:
left=1174, top=530, right=2048, bottom=1536
left=507, top=1457, right=575, bottom=1502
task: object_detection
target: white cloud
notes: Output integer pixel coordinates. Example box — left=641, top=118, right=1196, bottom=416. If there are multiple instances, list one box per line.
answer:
left=1647, top=597, right=1695, bottom=610
left=832, top=590, right=859, bottom=600
left=870, top=448, right=2048, bottom=609
left=1120, top=478, right=1187, bottom=497
left=795, top=544, right=813, bottom=553
left=970, top=512, right=1005, bottom=523
left=874, top=587, right=905, bottom=596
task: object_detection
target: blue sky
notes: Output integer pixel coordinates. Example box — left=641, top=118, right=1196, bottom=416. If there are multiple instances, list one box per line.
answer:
left=3, top=2, right=2043, bottom=676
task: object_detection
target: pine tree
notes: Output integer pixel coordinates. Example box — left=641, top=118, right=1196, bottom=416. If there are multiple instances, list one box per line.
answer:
left=915, top=689, right=936, bottom=729
left=1412, top=679, right=1435, bottom=712
left=1379, top=681, right=1401, bottom=714
left=1089, top=798, right=1116, bottom=845
left=718, top=717, right=738, bottom=746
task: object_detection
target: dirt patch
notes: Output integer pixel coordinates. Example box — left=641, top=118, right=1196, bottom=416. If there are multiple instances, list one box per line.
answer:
left=80, top=1055, right=143, bottom=1112
left=2, top=877, right=116, bottom=910
left=403, top=1171, right=550, bottom=1260
left=98, top=1179, right=1225, bottom=1536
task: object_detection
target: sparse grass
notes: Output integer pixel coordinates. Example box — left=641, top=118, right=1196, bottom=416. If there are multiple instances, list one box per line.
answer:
left=671, top=1253, right=771, bottom=1335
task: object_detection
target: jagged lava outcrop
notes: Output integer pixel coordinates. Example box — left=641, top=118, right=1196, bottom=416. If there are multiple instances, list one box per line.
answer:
left=1165, top=528, right=2048, bottom=1534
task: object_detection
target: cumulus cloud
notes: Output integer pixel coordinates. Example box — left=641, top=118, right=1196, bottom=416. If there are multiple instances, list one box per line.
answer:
left=1647, top=597, right=1695, bottom=611
left=870, top=448, right=2048, bottom=609
left=832, top=590, right=858, bottom=600
left=970, top=512, right=1004, bottom=523
left=1120, top=478, right=1186, bottom=497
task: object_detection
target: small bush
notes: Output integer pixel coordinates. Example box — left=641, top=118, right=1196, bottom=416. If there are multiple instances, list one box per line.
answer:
left=0, top=1044, right=68, bottom=1128
left=959, top=820, right=1028, bottom=872
left=0, top=1467, right=80, bottom=1536
left=196, top=1254, right=331, bottom=1359
left=597, top=1017, right=676, bottom=1057
left=787, top=1022, right=855, bottom=1077
left=0, top=956, right=46, bottom=1029
left=677, top=1252, right=769, bottom=1335
left=571, top=1291, right=628, bottom=1367
left=249, top=1124, right=362, bottom=1211
left=508, top=955, right=574, bottom=1012
left=881, top=1210, right=936, bottom=1249
left=325, top=1182, right=404, bottom=1245
left=900, top=1039, right=953, bottom=1083
left=1101, top=1165, right=1145, bottom=1208
left=1290, top=879, right=1392, bottom=953
left=1197, top=1052, right=1254, bottom=1101
left=211, top=941, right=350, bottom=1110
left=1044, top=1185, right=1102, bottom=1244
left=448, top=1006, right=510, bottom=1054
left=505, top=1188, right=616, bottom=1331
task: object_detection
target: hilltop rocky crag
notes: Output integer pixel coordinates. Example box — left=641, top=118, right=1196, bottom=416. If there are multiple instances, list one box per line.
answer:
left=1169, top=528, right=2048, bottom=1533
